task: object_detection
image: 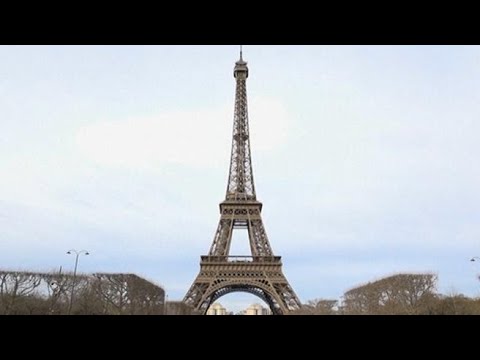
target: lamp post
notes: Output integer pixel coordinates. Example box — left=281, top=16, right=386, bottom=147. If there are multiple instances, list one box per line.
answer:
left=67, top=249, right=89, bottom=315
left=470, top=256, right=480, bottom=284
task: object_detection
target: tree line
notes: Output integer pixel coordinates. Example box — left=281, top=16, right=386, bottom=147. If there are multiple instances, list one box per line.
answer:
left=291, top=273, right=480, bottom=315
left=3, top=270, right=478, bottom=315
left=0, top=271, right=165, bottom=315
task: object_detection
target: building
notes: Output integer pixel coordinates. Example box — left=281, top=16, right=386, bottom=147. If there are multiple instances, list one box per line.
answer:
left=206, top=303, right=227, bottom=315
left=245, top=303, right=271, bottom=315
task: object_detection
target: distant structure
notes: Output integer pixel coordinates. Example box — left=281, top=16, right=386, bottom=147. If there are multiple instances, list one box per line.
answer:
left=183, top=49, right=301, bottom=315
left=206, top=303, right=228, bottom=315
left=245, top=303, right=271, bottom=315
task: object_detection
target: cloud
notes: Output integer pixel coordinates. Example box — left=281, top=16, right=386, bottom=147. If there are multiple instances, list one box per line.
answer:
left=3, top=46, right=480, bottom=304
left=75, top=97, right=291, bottom=171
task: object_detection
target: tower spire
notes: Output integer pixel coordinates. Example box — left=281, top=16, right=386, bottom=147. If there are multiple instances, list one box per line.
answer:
left=229, top=48, right=253, bottom=200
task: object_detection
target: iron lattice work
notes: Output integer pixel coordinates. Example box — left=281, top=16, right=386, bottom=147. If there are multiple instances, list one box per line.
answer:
left=226, top=56, right=255, bottom=201
left=184, top=52, right=301, bottom=315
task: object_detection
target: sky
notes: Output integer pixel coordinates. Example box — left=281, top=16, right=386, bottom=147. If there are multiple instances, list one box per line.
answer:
left=1, top=45, right=480, bottom=313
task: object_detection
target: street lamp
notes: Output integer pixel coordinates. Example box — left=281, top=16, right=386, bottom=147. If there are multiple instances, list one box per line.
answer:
left=66, top=249, right=89, bottom=315
left=470, top=256, right=480, bottom=284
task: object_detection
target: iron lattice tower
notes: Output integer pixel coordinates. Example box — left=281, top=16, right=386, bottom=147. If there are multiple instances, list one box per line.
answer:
left=183, top=50, right=301, bottom=315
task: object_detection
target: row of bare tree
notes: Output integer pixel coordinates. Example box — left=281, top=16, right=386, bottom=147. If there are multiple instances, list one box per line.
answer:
left=292, top=273, right=480, bottom=315
left=0, top=271, right=165, bottom=315
left=4, top=270, right=478, bottom=315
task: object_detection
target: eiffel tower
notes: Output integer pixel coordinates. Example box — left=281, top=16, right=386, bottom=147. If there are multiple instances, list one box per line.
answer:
left=183, top=48, right=301, bottom=315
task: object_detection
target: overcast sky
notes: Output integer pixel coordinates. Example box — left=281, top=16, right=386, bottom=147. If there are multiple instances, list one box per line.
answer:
left=1, top=45, right=479, bottom=312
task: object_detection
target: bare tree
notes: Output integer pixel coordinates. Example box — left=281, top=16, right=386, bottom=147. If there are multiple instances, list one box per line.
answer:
left=0, top=272, right=42, bottom=315
left=91, top=273, right=165, bottom=315
left=342, top=273, right=438, bottom=315
left=427, top=294, right=480, bottom=315
left=165, top=301, right=201, bottom=315
left=0, top=270, right=166, bottom=315
left=290, top=299, right=338, bottom=315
